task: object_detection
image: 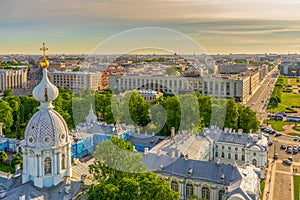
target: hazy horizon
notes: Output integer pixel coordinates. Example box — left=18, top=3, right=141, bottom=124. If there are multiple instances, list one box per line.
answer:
left=1, top=0, right=300, bottom=54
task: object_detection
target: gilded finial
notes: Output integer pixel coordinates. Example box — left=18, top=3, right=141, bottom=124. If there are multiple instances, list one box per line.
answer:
left=40, top=42, right=49, bottom=69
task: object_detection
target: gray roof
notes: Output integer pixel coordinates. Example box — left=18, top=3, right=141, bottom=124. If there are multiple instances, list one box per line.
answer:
left=4, top=177, right=82, bottom=200
left=127, top=135, right=165, bottom=146
left=224, top=187, right=253, bottom=200
left=157, top=157, right=242, bottom=185
left=142, top=153, right=178, bottom=171
left=217, top=132, right=251, bottom=145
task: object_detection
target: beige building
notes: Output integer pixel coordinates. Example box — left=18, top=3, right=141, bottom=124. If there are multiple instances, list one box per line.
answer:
left=0, top=66, right=28, bottom=92
left=49, top=71, right=102, bottom=91
left=110, top=72, right=261, bottom=103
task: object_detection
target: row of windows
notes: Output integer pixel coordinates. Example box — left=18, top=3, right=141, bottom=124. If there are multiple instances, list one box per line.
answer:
left=170, top=181, right=224, bottom=200
left=215, top=152, right=245, bottom=161
left=216, top=145, right=245, bottom=152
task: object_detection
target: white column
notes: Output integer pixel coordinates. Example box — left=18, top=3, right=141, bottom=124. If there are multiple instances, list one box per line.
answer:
left=57, top=152, right=61, bottom=174
left=54, top=152, right=57, bottom=175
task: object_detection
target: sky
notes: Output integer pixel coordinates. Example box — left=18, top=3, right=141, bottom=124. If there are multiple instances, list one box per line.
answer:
left=1, top=0, right=300, bottom=54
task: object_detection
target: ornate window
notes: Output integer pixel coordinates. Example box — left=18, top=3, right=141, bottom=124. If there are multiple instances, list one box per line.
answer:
left=228, top=147, right=231, bottom=151
left=171, top=180, right=179, bottom=192
left=186, top=183, right=194, bottom=199
left=44, top=157, right=52, bottom=174
left=253, top=152, right=256, bottom=156
left=202, top=186, right=210, bottom=199
left=61, top=154, right=66, bottom=170
left=221, top=152, right=225, bottom=158
left=235, top=147, right=238, bottom=151
left=228, top=153, right=231, bottom=159
left=222, top=146, right=224, bottom=149
left=252, top=159, right=257, bottom=167
left=218, top=189, right=225, bottom=200
left=242, top=155, right=245, bottom=161
left=215, top=151, right=218, bottom=157
left=235, top=153, right=238, bottom=160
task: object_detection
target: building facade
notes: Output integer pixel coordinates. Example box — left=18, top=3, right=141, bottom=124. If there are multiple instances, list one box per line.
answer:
left=49, top=71, right=102, bottom=91
left=0, top=66, right=28, bottom=92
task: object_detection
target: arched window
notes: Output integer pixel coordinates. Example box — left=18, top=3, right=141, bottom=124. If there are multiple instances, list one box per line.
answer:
left=221, top=152, right=225, bottom=158
left=202, top=186, right=210, bottom=199
left=235, top=153, right=238, bottom=160
left=215, top=151, right=218, bottom=157
left=171, top=181, right=179, bottom=192
left=242, top=155, right=245, bottom=161
left=253, top=152, right=256, bottom=156
left=228, top=153, right=231, bottom=159
left=61, top=154, right=66, bottom=170
left=186, top=183, right=194, bottom=199
left=218, top=189, right=225, bottom=200
left=252, top=159, right=257, bottom=167
left=44, top=157, right=52, bottom=174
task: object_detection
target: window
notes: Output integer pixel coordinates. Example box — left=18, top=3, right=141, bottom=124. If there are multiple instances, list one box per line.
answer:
left=215, top=151, right=218, bottom=157
left=218, top=190, right=225, bottom=200
left=221, top=152, right=225, bottom=158
left=222, top=146, right=224, bottom=150
left=171, top=181, right=179, bottom=192
left=186, top=183, right=194, bottom=199
left=228, top=153, right=231, bottom=159
left=228, top=147, right=231, bottom=151
left=202, top=186, right=210, bottom=199
left=242, top=155, right=245, bottom=161
left=252, top=159, right=257, bottom=167
left=253, top=152, right=256, bottom=156
left=44, top=157, right=52, bottom=174
left=216, top=145, right=218, bottom=149
left=61, top=154, right=66, bottom=170
left=235, top=153, right=238, bottom=160
left=235, top=147, right=238, bottom=151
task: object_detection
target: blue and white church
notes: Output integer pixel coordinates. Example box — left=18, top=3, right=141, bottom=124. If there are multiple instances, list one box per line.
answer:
left=21, top=43, right=72, bottom=188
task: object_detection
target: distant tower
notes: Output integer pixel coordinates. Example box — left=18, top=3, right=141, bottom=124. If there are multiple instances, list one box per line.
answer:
left=21, top=43, right=72, bottom=188
left=85, top=104, right=97, bottom=125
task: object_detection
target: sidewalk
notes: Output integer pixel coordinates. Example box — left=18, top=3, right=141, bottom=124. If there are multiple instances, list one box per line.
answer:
left=263, top=159, right=276, bottom=200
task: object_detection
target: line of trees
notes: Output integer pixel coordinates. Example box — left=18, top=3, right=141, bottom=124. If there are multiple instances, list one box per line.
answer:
left=0, top=87, right=259, bottom=139
left=269, top=75, right=285, bottom=109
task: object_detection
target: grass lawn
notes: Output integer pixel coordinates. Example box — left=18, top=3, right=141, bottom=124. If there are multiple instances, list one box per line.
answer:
left=287, top=132, right=300, bottom=137
left=294, top=175, right=300, bottom=200
left=263, top=120, right=297, bottom=131
left=0, top=164, right=15, bottom=174
left=288, top=78, right=300, bottom=86
left=293, top=126, right=300, bottom=132
left=260, top=181, right=265, bottom=200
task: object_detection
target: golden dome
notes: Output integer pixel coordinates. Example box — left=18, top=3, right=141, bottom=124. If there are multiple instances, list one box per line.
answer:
left=40, top=59, right=49, bottom=69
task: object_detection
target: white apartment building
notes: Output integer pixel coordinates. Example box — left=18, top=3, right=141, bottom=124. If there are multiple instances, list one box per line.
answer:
left=0, top=66, right=28, bottom=91
left=49, top=71, right=102, bottom=91
left=110, top=71, right=260, bottom=103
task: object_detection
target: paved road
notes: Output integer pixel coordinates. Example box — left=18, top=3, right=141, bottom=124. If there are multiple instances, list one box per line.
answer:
left=245, top=68, right=279, bottom=122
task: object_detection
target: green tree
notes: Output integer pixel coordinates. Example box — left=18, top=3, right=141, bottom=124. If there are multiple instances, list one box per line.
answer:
left=224, top=99, right=239, bottom=129
left=11, top=153, right=23, bottom=169
left=237, top=105, right=259, bottom=132
left=3, top=89, right=12, bottom=98
left=88, top=137, right=179, bottom=200
left=0, top=101, right=14, bottom=135
left=0, top=151, right=8, bottom=164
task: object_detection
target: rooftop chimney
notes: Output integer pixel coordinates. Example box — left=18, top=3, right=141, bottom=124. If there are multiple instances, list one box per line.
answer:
left=171, top=127, right=175, bottom=138
left=144, top=147, right=149, bottom=154
left=188, top=168, right=193, bottom=176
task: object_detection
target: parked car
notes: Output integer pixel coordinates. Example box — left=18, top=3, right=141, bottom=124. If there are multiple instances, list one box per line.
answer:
left=298, top=145, right=300, bottom=151
left=287, top=147, right=293, bottom=154
left=271, top=130, right=276, bottom=135
left=281, top=144, right=287, bottom=150
left=277, top=112, right=287, bottom=117
left=274, top=153, right=279, bottom=160
left=294, top=136, right=299, bottom=141
left=289, top=156, right=293, bottom=161
left=275, top=132, right=282, bottom=137
left=268, top=140, right=273, bottom=146
left=283, top=159, right=292, bottom=165
left=294, top=148, right=298, bottom=154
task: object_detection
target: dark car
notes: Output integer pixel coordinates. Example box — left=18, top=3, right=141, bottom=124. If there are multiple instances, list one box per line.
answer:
left=268, top=140, right=273, bottom=146
left=287, top=148, right=293, bottom=154
left=274, top=153, right=279, bottom=160
left=294, top=148, right=298, bottom=154
left=271, top=130, right=276, bottom=135
left=283, top=159, right=292, bottom=165
left=275, top=132, right=282, bottom=137
left=289, top=156, right=293, bottom=161
left=294, top=136, right=299, bottom=141
left=281, top=144, right=287, bottom=150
